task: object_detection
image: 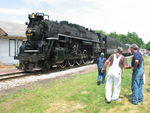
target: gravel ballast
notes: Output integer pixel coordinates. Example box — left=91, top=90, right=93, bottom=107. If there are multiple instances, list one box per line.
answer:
left=0, top=64, right=96, bottom=91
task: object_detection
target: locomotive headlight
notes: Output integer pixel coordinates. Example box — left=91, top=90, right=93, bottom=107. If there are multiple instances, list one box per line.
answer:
left=26, top=25, right=41, bottom=38
left=27, top=28, right=32, bottom=33
left=26, top=28, right=33, bottom=36
left=26, top=33, right=33, bottom=36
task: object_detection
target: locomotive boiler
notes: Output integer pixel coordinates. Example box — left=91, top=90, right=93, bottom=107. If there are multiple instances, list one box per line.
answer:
left=15, top=13, right=107, bottom=71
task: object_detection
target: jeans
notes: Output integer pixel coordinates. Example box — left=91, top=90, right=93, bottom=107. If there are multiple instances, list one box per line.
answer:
left=98, top=69, right=106, bottom=84
left=132, top=67, right=144, bottom=104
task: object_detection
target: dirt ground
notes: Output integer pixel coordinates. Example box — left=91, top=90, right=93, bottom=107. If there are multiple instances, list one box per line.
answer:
left=0, top=64, right=16, bottom=69
left=0, top=64, right=19, bottom=75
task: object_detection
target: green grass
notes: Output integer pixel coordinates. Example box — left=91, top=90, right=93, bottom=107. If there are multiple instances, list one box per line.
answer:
left=0, top=56, right=149, bottom=113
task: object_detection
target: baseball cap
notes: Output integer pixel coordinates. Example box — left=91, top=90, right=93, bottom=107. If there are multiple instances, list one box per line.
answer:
left=130, top=44, right=139, bottom=50
left=117, top=47, right=123, bottom=52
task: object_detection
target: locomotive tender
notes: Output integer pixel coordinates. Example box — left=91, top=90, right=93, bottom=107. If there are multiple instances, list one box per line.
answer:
left=15, top=12, right=107, bottom=71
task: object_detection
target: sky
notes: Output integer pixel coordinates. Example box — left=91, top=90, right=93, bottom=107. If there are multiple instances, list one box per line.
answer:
left=0, top=0, right=149, bottom=43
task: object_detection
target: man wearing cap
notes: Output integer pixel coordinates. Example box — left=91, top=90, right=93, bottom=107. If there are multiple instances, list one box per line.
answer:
left=102, top=47, right=130, bottom=103
left=97, top=52, right=106, bottom=85
left=130, top=44, right=144, bottom=105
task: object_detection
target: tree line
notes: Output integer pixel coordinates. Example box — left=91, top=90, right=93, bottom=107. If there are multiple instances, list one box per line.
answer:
left=96, top=30, right=150, bottom=50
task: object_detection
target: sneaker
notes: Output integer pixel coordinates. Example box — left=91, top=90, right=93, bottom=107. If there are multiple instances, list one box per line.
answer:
left=97, top=81, right=100, bottom=85
left=112, top=98, right=121, bottom=101
left=132, top=102, right=138, bottom=105
left=102, top=81, right=106, bottom=84
left=105, top=98, right=111, bottom=104
left=106, top=101, right=111, bottom=104
left=139, top=100, right=143, bottom=103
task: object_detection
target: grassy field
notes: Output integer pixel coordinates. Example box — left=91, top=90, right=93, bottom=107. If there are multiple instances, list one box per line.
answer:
left=0, top=56, right=150, bottom=113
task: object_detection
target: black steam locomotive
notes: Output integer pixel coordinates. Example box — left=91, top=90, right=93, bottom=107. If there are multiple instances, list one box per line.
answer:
left=15, top=12, right=128, bottom=71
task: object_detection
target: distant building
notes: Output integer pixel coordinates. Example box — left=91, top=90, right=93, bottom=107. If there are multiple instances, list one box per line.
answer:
left=0, top=21, right=26, bottom=64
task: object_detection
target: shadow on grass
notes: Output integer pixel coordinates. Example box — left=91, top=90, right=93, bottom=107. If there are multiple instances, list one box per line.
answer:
left=124, top=94, right=132, bottom=104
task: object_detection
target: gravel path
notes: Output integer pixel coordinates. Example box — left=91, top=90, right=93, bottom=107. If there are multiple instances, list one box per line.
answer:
left=0, top=64, right=96, bottom=91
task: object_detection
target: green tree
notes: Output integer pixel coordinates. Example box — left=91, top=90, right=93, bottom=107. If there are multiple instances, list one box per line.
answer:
left=118, top=34, right=128, bottom=44
left=127, top=32, right=144, bottom=48
left=146, top=42, right=150, bottom=50
left=95, top=30, right=145, bottom=48
left=108, top=32, right=122, bottom=43
left=95, top=30, right=106, bottom=36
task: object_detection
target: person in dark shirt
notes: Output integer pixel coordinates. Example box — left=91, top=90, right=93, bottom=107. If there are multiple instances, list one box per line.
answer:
left=97, top=52, right=106, bottom=85
left=130, top=44, right=144, bottom=105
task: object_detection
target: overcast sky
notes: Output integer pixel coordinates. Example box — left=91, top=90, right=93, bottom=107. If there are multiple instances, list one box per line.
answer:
left=0, top=0, right=149, bottom=43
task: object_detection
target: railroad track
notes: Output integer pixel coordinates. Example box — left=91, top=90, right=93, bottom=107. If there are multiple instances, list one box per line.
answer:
left=0, top=70, right=43, bottom=81
left=0, top=69, right=67, bottom=81
left=0, top=72, right=31, bottom=81
left=0, top=68, right=67, bottom=81
left=0, top=63, right=94, bottom=81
